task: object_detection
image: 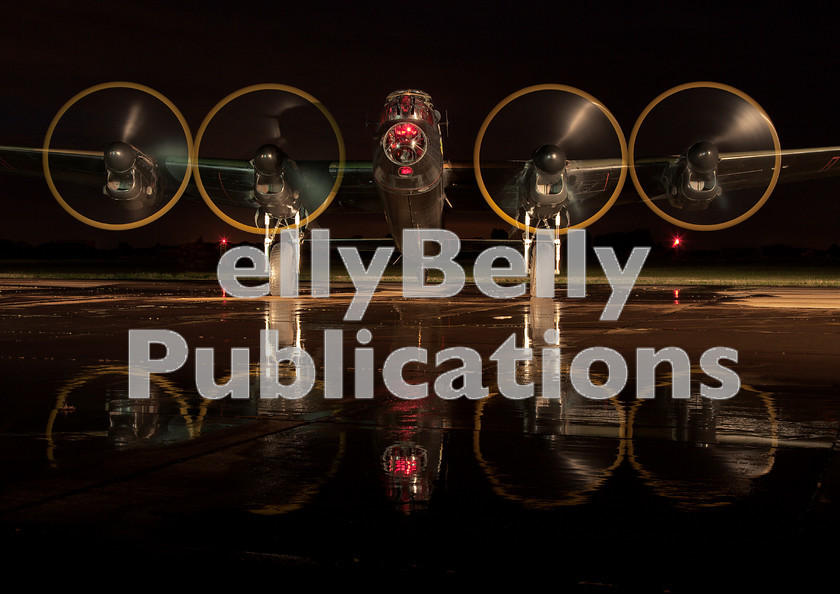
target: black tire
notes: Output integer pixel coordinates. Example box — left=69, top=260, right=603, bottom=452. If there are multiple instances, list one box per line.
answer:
left=268, top=242, right=297, bottom=297
left=528, top=240, right=538, bottom=297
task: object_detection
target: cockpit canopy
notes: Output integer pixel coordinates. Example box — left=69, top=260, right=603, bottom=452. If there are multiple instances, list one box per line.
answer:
left=380, top=89, right=437, bottom=126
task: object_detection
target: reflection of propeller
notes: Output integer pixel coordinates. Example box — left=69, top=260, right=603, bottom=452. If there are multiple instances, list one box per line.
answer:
left=45, top=84, right=191, bottom=229
left=629, top=390, right=779, bottom=509
left=630, top=83, right=780, bottom=228
left=474, top=395, right=627, bottom=508
left=194, top=86, right=343, bottom=234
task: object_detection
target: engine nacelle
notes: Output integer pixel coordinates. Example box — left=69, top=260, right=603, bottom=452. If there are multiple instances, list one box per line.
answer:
left=103, top=141, right=158, bottom=207
left=521, top=145, right=569, bottom=224
left=252, top=143, right=302, bottom=220
left=528, top=145, right=568, bottom=205
left=666, top=141, right=721, bottom=210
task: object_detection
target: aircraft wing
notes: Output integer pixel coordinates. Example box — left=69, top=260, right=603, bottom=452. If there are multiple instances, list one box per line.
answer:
left=457, top=146, right=840, bottom=226
left=719, top=147, right=840, bottom=189
left=633, top=147, right=840, bottom=200
left=0, top=146, right=107, bottom=187
left=2, top=145, right=840, bottom=224
left=0, top=146, right=339, bottom=215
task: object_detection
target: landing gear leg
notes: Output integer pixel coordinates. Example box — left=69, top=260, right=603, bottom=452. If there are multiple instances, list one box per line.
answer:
left=528, top=238, right=538, bottom=296
left=267, top=212, right=302, bottom=297
left=526, top=212, right=565, bottom=297
left=523, top=212, right=532, bottom=272
left=263, top=212, right=273, bottom=275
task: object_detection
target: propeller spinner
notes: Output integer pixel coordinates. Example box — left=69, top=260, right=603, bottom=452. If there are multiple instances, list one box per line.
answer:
left=103, top=141, right=137, bottom=174
left=686, top=140, right=719, bottom=175
left=533, top=144, right=567, bottom=176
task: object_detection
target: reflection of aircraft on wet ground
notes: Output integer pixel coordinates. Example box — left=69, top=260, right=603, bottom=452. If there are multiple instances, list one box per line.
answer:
left=2, top=86, right=840, bottom=293
left=30, top=291, right=828, bottom=516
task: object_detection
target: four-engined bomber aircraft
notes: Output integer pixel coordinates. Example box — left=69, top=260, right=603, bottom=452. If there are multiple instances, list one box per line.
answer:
left=2, top=88, right=840, bottom=294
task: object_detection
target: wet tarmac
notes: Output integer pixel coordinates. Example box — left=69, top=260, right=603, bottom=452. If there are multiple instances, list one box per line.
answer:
left=1, top=279, right=839, bottom=589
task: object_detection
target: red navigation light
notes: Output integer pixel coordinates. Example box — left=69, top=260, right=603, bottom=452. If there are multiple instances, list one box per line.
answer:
left=672, top=237, right=681, bottom=248
left=399, top=166, right=413, bottom=176
left=220, top=237, right=228, bottom=245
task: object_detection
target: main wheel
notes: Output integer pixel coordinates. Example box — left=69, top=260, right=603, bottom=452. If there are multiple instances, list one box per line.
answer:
left=268, top=241, right=297, bottom=296
left=528, top=240, right=538, bottom=297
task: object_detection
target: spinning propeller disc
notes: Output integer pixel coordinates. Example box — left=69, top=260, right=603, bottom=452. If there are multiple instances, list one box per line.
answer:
left=43, top=82, right=193, bottom=231
left=629, top=82, right=781, bottom=231
left=193, top=84, right=345, bottom=235
left=473, top=84, right=628, bottom=235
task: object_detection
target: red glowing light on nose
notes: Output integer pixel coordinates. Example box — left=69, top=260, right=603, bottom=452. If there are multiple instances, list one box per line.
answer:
left=672, top=237, right=681, bottom=247
left=391, top=458, right=418, bottom=476
left=395, top=123, right=417, bottom=136
left=220, top=237, right=228, bottom=245
left=399, top=166, right=413, bottom=176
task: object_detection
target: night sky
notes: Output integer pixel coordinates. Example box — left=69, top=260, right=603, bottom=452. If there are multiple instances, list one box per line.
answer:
left=1, top=1, right=838, bottom=249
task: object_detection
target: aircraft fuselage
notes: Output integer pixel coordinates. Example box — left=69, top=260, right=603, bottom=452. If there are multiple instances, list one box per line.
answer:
left=372, top=90, right=446, bottom=253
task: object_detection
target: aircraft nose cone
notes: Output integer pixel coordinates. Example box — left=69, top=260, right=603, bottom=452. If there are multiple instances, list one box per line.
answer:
left=104, top=141, right=136, bottom=173
left=686, top=141, right=719, bottom=174
left=533, top=145, right=566, bottom=175
left=254, top=144, right=286, bottom=176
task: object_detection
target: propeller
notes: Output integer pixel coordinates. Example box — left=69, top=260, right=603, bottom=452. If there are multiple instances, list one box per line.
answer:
left=45, top=84, right=191, bottom=230
left=193, top=85, right=344, bottom=235
left=475, top=85, right=627, bottom=234
left=629, top=83, right=780, bottom=229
